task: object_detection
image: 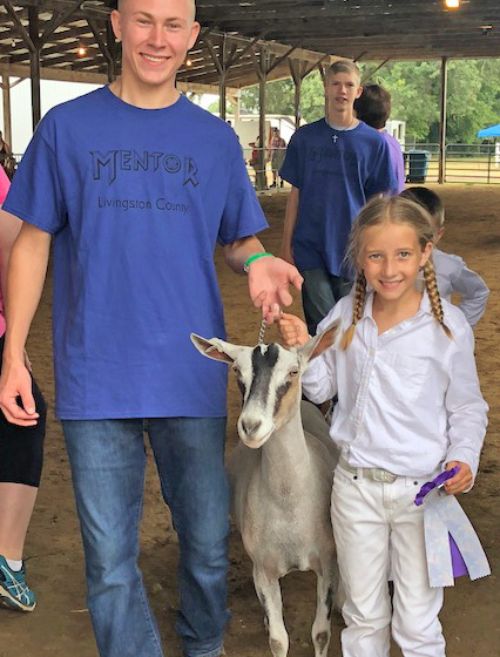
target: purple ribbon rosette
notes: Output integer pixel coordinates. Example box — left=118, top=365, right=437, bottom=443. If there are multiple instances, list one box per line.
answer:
left=414, top=466, right=468, bottom=578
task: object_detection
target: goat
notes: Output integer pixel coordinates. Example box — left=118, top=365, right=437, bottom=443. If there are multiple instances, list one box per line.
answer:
left=191, top=322, right=340, bottom=657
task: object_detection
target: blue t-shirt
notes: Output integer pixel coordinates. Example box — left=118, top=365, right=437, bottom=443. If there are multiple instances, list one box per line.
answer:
left=4, top=88, right=267, bottom=419
left=279, top=119, right=397, bottom=276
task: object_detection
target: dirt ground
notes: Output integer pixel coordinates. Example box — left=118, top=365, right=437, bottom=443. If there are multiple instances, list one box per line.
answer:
left=2, top=184, right=499, bottom=657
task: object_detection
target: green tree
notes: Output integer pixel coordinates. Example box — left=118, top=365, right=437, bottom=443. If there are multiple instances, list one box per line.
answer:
left=215, top=57, right=500, bottom=144
left=240, top=78, right=294, bottom=115
left=369, top=61, right=441, bottom=142
left=299, top=73, right=327, bottom=122
left=239, top=72, right=326, bottom=123
left=371, top=58, right=500, bottom=143
left=207, top=99, right=235, bottom=115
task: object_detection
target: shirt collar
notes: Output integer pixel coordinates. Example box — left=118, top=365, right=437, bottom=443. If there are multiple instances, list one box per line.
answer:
left=361, top=288, right=434, bottom=323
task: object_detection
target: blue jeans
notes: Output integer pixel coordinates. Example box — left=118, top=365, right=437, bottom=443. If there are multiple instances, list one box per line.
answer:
left=301, top=268, right=352, bottom=335
left=62, top=417, right=230, bottom=657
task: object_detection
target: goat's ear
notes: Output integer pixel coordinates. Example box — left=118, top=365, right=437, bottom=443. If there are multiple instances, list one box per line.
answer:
left=298, top=320, right=340, bottom=363
left=190, top=333, right=239, bottom=365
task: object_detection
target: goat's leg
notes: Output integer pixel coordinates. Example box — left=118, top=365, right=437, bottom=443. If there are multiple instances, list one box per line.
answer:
left=253, top=566, right=289, bottom=657
left=311, top=564, right=336, bottom=657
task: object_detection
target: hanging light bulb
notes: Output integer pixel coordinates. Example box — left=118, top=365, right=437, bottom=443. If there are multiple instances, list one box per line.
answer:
left=444, top=0, right=460, bottom=8
left=185, top=57, right=193, bottom=67
left=77, top=46, right=87, bottom=57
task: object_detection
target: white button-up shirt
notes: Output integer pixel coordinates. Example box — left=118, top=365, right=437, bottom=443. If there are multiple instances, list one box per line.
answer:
left=433, top=247, right=489, bottom=328
left=302, top=291, right=488, bottom=478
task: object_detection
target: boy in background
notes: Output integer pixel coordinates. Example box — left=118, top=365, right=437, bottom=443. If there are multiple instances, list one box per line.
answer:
left=401, top=186, right=489, bottom=327
left=279, top=59, right=397, bottom=335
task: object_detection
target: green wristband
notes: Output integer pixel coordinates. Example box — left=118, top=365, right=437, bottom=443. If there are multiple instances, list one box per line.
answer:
left=243, top=252, right=274, bottom=273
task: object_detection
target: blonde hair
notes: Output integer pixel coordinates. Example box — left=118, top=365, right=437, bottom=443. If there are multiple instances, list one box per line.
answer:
left=341, top=195, right=452, bottom=349
left=326, top=59, right=361, bottom=81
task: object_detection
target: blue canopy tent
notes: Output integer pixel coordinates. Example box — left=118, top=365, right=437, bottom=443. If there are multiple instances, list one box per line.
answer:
left=477, top=124, right=500, bottom=138
left=477, top=125, right=500, bottom=182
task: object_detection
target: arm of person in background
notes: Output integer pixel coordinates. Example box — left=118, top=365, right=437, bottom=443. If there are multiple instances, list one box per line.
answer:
left=365, top=137, right=399, bottom=198
left=0, top=214, right=51, bottom=426
left=391, top=137, right=406, bottom=193
left=450, top=258, right=490, bottom=328
left=444, top=321, right=488, bottom=494
left=279, top=185, right=299, bottom=264
left=0, top=210, right=31, bottom=371
left=0, top=210, right=22, bottom=295
left=224, top=236, right=303, bottom=324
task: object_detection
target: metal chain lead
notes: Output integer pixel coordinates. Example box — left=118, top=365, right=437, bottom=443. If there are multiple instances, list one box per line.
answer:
left=257, top=305, right=282, bottom=344
left=257, top=318, right=267, bottom=345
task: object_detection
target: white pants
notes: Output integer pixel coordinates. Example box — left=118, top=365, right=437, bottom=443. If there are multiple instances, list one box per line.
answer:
left=331, top=463, right=446, bottom=657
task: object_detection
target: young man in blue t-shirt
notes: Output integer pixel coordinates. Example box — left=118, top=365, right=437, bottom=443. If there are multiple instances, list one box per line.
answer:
left=0, top=1, right=302, bottom=656
left=280, top=59, right=398, bottom=335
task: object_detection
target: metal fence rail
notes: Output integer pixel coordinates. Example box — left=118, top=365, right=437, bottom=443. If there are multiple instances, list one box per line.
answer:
left=404, top=143, right=500, bottom=184
left=242, top=144, right=500, bottom=190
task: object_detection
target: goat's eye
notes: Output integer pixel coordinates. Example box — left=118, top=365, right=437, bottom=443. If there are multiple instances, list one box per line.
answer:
left=289, top=368, right=299, bottom=377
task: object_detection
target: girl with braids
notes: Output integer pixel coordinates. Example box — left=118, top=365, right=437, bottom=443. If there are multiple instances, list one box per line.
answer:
left=279, top=195, right=488, bottom=657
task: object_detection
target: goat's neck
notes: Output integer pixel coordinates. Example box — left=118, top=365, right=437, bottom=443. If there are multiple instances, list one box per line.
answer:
left=260, top=403, right=310, bottom=487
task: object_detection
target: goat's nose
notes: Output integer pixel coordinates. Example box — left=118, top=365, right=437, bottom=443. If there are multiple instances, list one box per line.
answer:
left=240, top=418, right=262, bottom=437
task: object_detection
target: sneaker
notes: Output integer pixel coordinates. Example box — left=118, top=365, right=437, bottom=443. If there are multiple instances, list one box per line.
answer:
left=0, top=555, right=37, bottom=612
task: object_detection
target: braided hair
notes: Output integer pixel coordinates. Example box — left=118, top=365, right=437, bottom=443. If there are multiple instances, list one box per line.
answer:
left=341, top=195, right=452, bottom=349
left=423, top=259, right=452, bottom=338
left=341, top=272, right=367, bottom=350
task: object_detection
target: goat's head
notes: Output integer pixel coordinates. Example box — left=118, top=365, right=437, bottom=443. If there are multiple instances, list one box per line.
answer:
left=191, top=321, right=339, bottom=449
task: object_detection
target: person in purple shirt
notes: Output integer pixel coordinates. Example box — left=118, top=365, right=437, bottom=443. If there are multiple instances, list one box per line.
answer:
left=354, top=83, right=406, bottom=193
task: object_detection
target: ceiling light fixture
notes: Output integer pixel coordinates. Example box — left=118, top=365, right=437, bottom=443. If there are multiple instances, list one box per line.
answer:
left=186, top=58, right=193, bottom=66
left=444, top=0, right=460, bottom=8
left=77, top=46, right=87, bottom=56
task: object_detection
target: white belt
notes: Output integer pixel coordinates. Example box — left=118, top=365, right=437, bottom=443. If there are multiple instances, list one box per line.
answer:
left=339, top=456, right=398, bottom=484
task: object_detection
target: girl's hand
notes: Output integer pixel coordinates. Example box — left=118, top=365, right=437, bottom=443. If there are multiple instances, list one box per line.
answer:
left=278, top=312, right=309, bottom=347
left=443, top=461, right=473, bottom=495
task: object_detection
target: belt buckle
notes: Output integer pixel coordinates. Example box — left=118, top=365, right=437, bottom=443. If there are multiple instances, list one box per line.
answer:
left=372, top=468, right=397, bottom=483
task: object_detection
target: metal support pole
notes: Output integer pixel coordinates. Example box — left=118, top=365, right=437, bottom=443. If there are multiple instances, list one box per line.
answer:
left=258, top=51, right=267, bottom=190
left=1, top=74, right=12, bottom=146
left=219, top=74, right=227, bottom=121
left=234, top=90, right=241, bottom=122
left=487, top=142, right=492, bottom=184
left=106, top=22, right=117, bottom=83
left=289, top=60, right=302, bottom=131
left=438, top=56, right=448, bottom=185
left=289, top=56, right=324, bottom=131
left=294, top=77, right=301, bottom=130
left=28, top=7, right=41, bottom=129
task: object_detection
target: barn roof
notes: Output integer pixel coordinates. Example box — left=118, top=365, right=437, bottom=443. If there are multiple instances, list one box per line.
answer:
left=0, top=1, right=499, bottom=90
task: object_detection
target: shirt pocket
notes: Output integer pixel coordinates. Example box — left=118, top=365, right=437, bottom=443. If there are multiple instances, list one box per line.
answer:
left=379, top=352, right=431, bottom=403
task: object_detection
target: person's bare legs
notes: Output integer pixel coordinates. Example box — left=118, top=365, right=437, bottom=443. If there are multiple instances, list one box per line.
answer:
left=0, top=483, right=37, bottom=559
